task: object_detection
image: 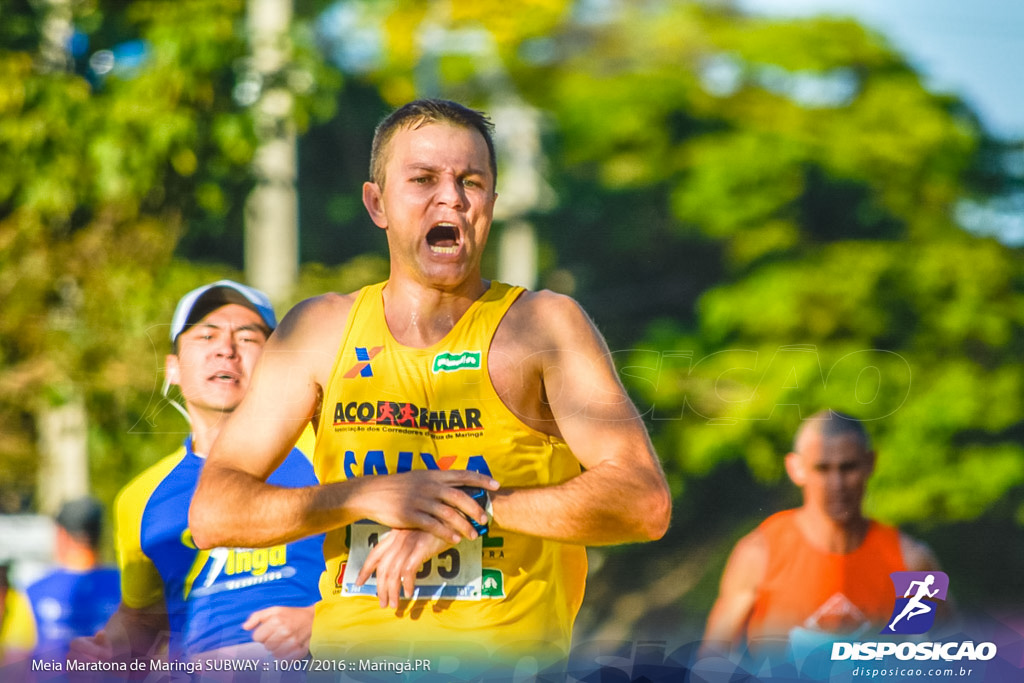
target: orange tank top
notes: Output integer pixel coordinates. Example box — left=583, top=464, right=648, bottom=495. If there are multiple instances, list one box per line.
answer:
left=746, top=509, right=906, bottom=645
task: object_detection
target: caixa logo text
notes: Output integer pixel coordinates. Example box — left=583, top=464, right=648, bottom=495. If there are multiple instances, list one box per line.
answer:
left=831, top=641, right=997, bottom=662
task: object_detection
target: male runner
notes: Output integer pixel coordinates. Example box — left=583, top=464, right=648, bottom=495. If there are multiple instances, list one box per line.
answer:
left=26, top=497, right=120, bottom=661
left=189, top=99, right=672, bottom=670
left=70, top=281, right=326, bottom=664
left=701, top=410, right=942, bottom=659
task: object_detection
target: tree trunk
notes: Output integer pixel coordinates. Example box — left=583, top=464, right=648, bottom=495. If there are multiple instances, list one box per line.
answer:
left=244, top=0, right=298, bottom=306
left=36, top=396, right=89, bottom=514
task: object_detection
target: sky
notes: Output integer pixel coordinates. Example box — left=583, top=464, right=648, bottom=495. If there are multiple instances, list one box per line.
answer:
left=737, top=0, right=1024, bottom=141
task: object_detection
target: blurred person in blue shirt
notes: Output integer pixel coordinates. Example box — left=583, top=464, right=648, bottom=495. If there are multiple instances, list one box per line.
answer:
left=25, top=497, right=120, bottom=661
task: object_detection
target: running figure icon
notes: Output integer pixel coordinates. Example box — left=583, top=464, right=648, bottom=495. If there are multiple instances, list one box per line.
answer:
left=888, top=574, right=939, bottom=631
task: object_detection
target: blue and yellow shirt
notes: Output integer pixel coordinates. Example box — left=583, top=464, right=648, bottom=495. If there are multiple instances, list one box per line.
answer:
left=114, top=432, right=324, bottom=659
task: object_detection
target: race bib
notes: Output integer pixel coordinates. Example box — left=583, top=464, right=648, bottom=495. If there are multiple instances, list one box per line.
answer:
left=341, top=522, right=483, bottom=600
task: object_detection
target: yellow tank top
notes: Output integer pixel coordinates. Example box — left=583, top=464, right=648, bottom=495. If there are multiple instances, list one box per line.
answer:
left=311, top=281, right=587, bottom=667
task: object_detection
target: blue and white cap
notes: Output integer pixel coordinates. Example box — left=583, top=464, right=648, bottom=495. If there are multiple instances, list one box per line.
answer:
left=169, top=279, right=277, bottom=344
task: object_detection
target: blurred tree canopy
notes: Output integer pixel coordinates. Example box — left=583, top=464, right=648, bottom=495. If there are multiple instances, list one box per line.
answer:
left=0, top=0, right=344, bottom=510
left=1, top=0, right=1021, bottom=605
left=327, top=0, right=1024, bottom=529
left=544, top=5, right=1024, bottom=528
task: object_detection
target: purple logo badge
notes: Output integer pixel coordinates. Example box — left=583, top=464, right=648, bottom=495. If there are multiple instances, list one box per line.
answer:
left=881, top=571, right=949, bottom=635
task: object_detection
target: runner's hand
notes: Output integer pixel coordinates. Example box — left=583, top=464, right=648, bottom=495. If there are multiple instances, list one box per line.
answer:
left=353, top=470, right=496, bottom=544
left=68, top=630, right=114, bottom=662
left=355, top=529, right=451, bottom=610
left=243, top=605, right=314, bottom=660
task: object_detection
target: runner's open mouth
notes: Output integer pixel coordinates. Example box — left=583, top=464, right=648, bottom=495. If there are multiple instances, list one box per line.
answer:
left=427, top=224, right=459, bottom=254
left=209, top=372, right=240, bottom=382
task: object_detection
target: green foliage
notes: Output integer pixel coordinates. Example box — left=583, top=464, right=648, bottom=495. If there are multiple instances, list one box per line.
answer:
left=3, top=0, right=1021, bottom=559
left=294, top=254, right=389, bottom=301
left=307, top=0, right=1022, bottom=534
left=0, top=0, right=342, bottom=513
left=359, top=0, right=574, bottom=105
left=479, top=2, right=1021, bottom=530
left=635, top=237, right=1024, bottom=525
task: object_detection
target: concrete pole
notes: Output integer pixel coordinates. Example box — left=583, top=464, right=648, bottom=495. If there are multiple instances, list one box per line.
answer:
left=244, top=0, right=298, bottom=306
left=36, top=397, right=90, bottom=514
left=492, top=103, right=551, bottom=290
left=34, top=0, right=87, bottom=516
left=37, top=0, right=74, bottom=72
left=497, top=220, right=538, bottom=290
left=36, top=278, right=89, bottom=514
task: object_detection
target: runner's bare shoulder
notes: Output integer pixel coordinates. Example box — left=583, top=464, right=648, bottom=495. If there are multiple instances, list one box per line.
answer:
left=899, top=533, right=942, bottom=572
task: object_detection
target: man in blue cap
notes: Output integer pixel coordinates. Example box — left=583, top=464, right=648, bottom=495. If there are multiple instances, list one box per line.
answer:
left=70, top=280, right=325, bottom=665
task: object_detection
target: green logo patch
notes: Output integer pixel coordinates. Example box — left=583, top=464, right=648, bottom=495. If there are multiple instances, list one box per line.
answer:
left=432, top=351, right=481, bottom=373
left=481, top=568, right=504, bottom=598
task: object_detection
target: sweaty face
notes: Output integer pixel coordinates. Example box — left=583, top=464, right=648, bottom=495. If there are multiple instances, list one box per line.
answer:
left=364, top=122, right=497, bottom=290
left=795, top=432, right=873, bottom=525
left=167, top=304, right=269, bottom=416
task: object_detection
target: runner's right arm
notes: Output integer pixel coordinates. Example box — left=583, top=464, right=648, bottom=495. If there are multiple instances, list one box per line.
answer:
left=699, top=530, right=767, bottom=658
left=189, top=294, right=495, bottom=551
left=67, top=602, right=169, bottom=662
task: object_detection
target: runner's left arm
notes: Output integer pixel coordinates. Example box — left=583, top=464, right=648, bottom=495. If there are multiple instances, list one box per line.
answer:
left=354, top=292, right=672, bottom=604
left=487, top=291, right=671, bottom=545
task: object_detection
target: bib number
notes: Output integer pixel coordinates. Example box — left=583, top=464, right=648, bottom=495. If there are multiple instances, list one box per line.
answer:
left=341, top=522, right=483, bottom=600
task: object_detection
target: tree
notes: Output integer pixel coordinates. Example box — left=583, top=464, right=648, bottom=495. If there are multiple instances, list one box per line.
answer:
left=295, top=0, right=1024, bottom=530
left=302, top=0, right=1024, bottom=631
left=0, top=0, right=341, bottom=511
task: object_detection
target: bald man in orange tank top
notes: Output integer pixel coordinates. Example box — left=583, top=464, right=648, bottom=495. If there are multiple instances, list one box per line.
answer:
left=700, top=410, right=943, bottom=660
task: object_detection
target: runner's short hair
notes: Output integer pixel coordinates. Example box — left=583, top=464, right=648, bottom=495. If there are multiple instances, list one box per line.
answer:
left=369, top=99, right=497, bottom=189
left=795, top=409, right=872, bottom=452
